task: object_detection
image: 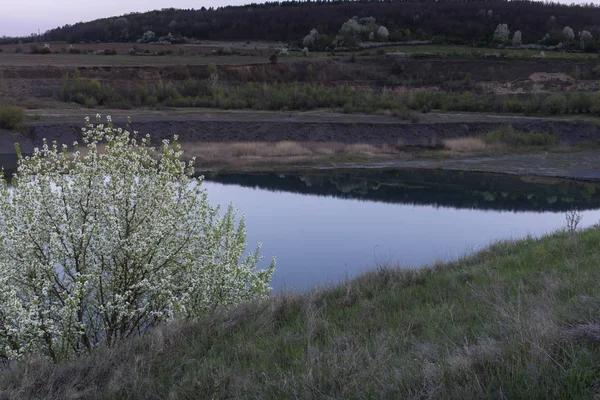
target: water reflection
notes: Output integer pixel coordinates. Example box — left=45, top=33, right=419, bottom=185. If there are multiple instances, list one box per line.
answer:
left=205, top=169, right=600, bottom=212
left=203, top=170, right=600, bottom=292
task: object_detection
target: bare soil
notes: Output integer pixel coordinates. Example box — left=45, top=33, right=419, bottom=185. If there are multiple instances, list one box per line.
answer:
left=0, top=110, right=599, bottom=180
left=18, top=111, right=600, bottom=150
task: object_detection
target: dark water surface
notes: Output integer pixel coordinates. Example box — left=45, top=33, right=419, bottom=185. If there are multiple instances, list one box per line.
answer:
left=203, top=169, right=600, bottom=292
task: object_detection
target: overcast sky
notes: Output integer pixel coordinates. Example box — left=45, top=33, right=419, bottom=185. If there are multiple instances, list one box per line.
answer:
left=1, top=0, right=255, bottom=37
left=1, top=0, right=597, bottom=37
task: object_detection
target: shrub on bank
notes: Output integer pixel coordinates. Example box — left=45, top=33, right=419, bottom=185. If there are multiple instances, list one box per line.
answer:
left=0, top=105, right=25, bottom=130
left=0, top=116, right=275, bottom=362
left=543, top=93, right=567, bottom=115
left=484, top=126, right=559, bottom=147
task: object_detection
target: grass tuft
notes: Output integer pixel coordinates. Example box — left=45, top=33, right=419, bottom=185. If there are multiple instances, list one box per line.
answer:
left=0, top=105, right=25, bottom=131
left=483, top=126, right=559, bottom=148
left=187, top=141, right=398, bottom=161
left=443, top=137, right=488, bottom=153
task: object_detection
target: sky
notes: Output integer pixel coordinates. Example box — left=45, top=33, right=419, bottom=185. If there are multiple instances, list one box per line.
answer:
left=0, top=0, right=597, bottom=37
left=0, top=0, right=254, bottom=37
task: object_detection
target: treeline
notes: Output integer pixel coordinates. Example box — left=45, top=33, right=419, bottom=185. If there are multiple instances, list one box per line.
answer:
left=4, top=0, right=600, bottom=47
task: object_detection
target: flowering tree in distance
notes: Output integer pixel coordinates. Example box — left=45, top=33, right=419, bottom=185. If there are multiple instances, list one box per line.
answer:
left=377, top=26, right=389, bottom=41
left=563, top=26, right=575, bottom=40
left=512, top=30, right=522, bottom=47
left=493, top=24, right=510, bottom=44
left=580, top=30, right=593, bottom=50
left=0, top=116, right=275, bottom=361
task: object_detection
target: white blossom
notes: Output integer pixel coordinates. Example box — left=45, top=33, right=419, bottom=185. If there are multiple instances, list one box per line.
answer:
left=512, top=30, right=522, bottom=47
left=139, top=30, right=156, bottom=43
left=563, top=26, right=575, bottom=40
left=377, top=26, right=390, bottom=41
left=580, top=30, right=593, bottom=50
left=302, top=29, right=319, bottom=49
left=340, top=17, right=365, bottom=37
left=493, top=24, right=510, bottom=44
left=0, top=118, right=275, bottom=361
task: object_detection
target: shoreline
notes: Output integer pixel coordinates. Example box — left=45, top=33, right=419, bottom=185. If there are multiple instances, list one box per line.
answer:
left=0, top=111, right=599, bottom=181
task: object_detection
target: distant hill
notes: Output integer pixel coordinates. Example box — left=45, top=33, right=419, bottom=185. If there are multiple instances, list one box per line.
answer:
left=4, top=0, right=600, bottom=48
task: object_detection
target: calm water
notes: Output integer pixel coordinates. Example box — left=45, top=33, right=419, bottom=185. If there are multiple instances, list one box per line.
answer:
left=203, top=169, right=600, bottom=292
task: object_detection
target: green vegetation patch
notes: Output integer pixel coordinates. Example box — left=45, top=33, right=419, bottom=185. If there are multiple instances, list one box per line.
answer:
left=56, top=69, right=600, bottom=120
left=0, top=105, right=25, bottom=131
left=484, top=126, right=559, bottom=147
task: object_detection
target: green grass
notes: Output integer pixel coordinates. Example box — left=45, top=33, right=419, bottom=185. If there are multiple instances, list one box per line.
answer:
left=57, top=75, right=422, bottom=121
left=484, top=126, right=559, bottom=148
left=2, top=225, right=600, bottom=398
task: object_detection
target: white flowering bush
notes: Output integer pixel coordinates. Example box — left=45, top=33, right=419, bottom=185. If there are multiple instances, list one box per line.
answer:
left=512, top=30, right=522, bottom=47
left=0, top=116, right=275, bottom=362
left=303, top=29, right=319, bottom=49
left=563, top=26, right=575, bottom=40
left=377, top=26, right=389, bottom=41
left=340, top=18, right=366, bottom=37
left=493, top=24, right=510, bottom=44
left=580, top=30, right=593, bottom=50
left=138, top=30, right=156, bottom=43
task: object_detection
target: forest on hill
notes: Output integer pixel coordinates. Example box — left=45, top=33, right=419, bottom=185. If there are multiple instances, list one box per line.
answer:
left=3, top=0, right=600, bottom=48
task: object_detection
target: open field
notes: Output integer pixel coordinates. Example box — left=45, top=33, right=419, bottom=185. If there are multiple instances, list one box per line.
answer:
left=2, top=225, right=599, bottom=398
left=0, top=40, right=278, bottom=56
left=0, top=53, right=272, bottom=67
left=4, top=41, right=600, bottom=62
left=351, top=44, right=600, bottom=60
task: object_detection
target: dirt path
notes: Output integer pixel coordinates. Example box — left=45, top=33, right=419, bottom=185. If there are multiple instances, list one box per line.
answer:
left=325, top=152, right=600, bottom=181
left=26, top=109, right=591, bottom=125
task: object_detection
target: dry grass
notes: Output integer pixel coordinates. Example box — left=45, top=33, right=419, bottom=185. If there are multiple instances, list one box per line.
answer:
left=186, top=141, right=400, bottom=160
left=443, top=137, right=488, bottom=153
left=344, top=143, right=383, bottom=155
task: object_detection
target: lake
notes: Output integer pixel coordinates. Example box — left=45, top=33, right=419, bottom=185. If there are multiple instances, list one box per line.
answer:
left=203, top=169, right=600, bottom=293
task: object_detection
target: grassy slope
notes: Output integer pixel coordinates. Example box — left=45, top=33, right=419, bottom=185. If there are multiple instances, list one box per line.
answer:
left=1, top=228, right=600, bottom=399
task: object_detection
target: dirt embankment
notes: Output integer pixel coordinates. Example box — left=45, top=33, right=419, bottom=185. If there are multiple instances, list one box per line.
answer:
left=2, top=58, right=599, bottom=82
left=3, top=116, right=600, bottom=156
